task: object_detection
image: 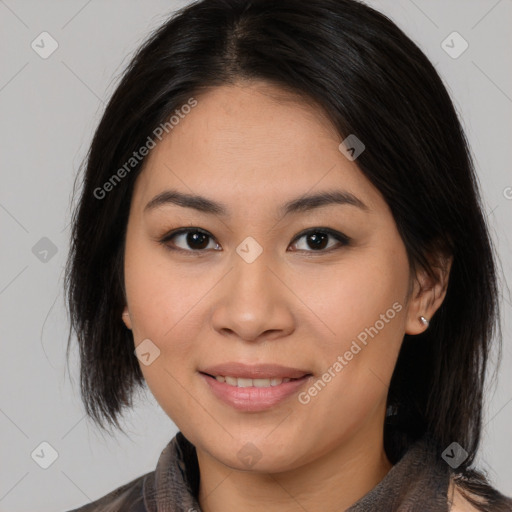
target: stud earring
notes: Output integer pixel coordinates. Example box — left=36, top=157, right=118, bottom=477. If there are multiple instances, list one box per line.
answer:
left=419, top=315, right=429, bottom=328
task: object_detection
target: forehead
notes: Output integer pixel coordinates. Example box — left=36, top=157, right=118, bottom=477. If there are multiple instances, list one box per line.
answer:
left=131, top=82, right=384, bottom=216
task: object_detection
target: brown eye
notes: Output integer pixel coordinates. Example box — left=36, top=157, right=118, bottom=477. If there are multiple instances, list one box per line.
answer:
left=290, top=228, right=350, bottom=253
left=161, top=228, right=220, bottom=253
left=159, top=227, right=350, bottom=255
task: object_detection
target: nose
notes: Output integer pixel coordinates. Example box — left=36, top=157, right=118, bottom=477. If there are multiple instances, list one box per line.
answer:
left=210, top=248, right=295, bottom=343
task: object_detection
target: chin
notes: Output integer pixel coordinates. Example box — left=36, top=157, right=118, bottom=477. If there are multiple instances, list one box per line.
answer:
left=208, top=438, right=308, bottom=473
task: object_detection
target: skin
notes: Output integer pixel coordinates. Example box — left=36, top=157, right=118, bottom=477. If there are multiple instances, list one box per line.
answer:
left=121, top=80, right=452, bottom=512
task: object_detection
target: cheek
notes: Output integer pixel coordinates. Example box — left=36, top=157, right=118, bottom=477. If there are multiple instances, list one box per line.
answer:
left=123, top=241, right=203, bottom=397
left=125, top=258, right=201, bottom=425
left=296, top=251, right=408, bottom=407
left=124, top=236, right=197, bottom=337
left=293, top=250, right=408, bottom=350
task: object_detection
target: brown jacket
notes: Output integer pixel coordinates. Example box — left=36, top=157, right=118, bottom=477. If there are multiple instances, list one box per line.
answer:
left=66, top=431, right=510, bottom=511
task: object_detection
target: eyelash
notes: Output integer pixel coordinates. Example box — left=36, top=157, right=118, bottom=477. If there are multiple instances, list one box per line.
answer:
left=158, top=227, right=351, bottom=256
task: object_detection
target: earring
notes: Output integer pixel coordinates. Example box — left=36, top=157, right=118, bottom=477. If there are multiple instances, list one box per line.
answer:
left=419, top=315, right=429, bottom=328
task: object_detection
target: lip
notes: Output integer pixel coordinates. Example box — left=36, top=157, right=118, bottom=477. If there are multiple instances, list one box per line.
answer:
left=200, top=362, right=311, bottom=379
left=199, top=363, right=313, bottom=412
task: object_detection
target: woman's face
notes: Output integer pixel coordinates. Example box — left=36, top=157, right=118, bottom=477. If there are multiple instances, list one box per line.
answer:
left=122, top=81, right=425, bottom=472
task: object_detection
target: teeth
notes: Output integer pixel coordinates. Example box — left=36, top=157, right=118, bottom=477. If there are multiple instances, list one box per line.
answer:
left=237, top=378, right=253, bottom=388
left=213, top=375, right=293, bottom=387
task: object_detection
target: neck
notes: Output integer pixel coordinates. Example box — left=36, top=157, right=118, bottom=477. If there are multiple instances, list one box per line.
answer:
left=196, top=425, right=392, bottom=512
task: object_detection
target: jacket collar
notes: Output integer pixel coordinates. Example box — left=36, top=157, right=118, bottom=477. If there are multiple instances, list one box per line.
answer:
left=143, top=432, right=450, bottom=511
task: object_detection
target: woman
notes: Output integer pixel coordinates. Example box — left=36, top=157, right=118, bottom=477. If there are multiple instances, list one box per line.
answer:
left=64, top=0, right=512, bottom=510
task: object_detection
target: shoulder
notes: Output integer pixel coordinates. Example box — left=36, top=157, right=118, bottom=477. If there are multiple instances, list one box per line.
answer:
left=448, top=480, right=482, bottom=512
left=446, top=476, right=512, bottom=512
left=65, top=472, right=151, bottom=512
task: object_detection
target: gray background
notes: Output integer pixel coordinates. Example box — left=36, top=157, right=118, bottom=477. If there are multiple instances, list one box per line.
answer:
left=0, top=1, right=511, bottom=510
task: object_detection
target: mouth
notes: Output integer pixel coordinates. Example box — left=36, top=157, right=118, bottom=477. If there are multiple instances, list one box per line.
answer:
left=198, top=363, right=313, bottom=411
left=199, top=362, right=312, bottom=380
left=200, top=373, right=309, bottom=388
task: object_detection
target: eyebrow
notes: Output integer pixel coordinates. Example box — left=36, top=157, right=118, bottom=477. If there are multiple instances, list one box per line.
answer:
left=144, top=188, right=369, bottom=218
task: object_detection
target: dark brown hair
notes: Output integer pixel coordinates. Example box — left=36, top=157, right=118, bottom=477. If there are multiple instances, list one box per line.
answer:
left=65, top=0, right=510, bottom=508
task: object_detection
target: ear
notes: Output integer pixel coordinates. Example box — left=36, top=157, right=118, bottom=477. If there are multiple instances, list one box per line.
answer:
left=405, top=253, right=453, bottom=335
left=122, top=305, right=133, bottom=330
